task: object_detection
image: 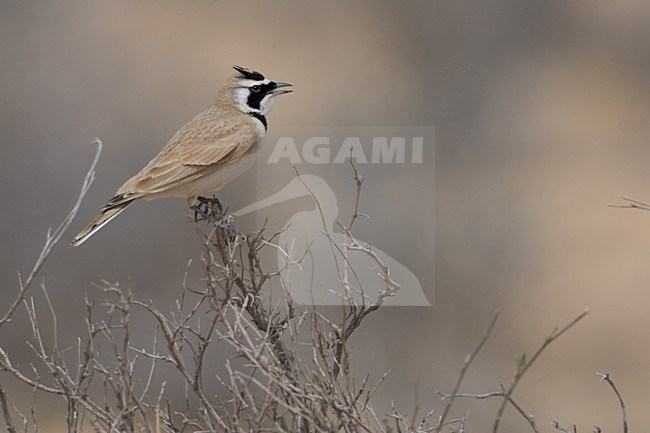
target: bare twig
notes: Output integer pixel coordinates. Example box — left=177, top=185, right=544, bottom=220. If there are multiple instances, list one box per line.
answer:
left=438, top=389, right=539, bottom=433
left=597, top=373, right=628, bottom=433
left=0, top=385, right=17, bottom=433
left=438, top=310, right=588, bottom=433
left=608, top=196, right=650, bottom=211
left=492, top=309, right=589, bottom=433
left=551, top=421, right=575, bottom=433
left=0, top=138, right=102, bottom=329
left=347, top=158, right=367, bottom=232
left=435, top=311, right=500, bottom=432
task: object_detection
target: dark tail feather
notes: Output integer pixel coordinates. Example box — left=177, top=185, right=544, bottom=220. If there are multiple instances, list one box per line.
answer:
left=71, top=202, right=131, bottom=247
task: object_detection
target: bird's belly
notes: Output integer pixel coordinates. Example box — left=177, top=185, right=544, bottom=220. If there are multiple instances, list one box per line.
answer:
left=164, top=152, right=258, bottom=199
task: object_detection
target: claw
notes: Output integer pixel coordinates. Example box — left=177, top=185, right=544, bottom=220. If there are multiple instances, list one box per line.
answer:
left=195, top=196, right=223, bottom=216
left=190, top=199, right=236, bottom=241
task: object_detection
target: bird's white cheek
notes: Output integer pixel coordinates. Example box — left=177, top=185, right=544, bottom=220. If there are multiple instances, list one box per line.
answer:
left=232, top=88, right=251, bottom=112
left=260, top=96, right=276, bottom=116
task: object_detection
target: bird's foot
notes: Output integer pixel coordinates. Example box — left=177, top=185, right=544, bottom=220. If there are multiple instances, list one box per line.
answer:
left=194, top=195, right=224, bottom=220
left=190, top=197, right=236, bottom=241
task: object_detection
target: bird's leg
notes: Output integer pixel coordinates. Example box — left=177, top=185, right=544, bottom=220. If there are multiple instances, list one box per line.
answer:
left=192, top=196, right=214, bottom=222
left=190, top=196, right=236, bottom=240
left=190, top=204, right=219, bottom=225
left=196, top=195, right=224, bottom=217
left=192, top=203, right=201, bottom=222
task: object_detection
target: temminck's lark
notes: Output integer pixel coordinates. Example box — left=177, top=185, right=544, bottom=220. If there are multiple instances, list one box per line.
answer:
left=71, top=65, right=292, bottom=246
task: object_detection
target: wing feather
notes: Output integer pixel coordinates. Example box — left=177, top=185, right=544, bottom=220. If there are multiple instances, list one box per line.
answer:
left=111, top=109, right=260, bottom=202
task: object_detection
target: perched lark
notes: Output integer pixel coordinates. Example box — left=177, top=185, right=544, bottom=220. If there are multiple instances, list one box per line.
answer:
left=71, top=65, right=291, bottom=246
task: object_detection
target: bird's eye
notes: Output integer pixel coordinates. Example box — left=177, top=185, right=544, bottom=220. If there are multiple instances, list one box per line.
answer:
left=251, top=85, right=261, bottom=93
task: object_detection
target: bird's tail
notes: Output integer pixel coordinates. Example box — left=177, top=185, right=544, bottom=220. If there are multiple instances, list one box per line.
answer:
left=71, top=202, right=131, bottom=247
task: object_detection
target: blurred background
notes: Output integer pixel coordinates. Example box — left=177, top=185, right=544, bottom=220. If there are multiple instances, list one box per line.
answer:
left=2, top=1, right=650, bottom=431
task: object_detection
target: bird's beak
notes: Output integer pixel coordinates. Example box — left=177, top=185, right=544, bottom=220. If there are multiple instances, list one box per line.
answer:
left=270, top=81, right=293, bottom=96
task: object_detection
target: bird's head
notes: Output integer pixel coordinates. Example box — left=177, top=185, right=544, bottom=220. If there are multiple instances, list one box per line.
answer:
left=228, top=65, right=292, bottom=116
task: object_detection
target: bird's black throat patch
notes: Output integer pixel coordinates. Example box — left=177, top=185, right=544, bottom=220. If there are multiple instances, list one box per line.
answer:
left=249, top=112, right=267, bottom=131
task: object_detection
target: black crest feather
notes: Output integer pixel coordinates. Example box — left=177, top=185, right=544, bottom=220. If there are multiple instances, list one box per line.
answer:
left=233, top=65, right=265, bottom=81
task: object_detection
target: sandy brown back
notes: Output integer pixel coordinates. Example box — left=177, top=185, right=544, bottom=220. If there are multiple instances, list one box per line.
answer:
left=104, top=104, right=260, bottom=209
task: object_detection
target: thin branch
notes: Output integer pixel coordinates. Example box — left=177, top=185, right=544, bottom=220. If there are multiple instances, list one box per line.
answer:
left=551, top=421, right=574, bottom=433
left=438, top=390, right=539, bottom=433
left=608, top=196, right=650, bottom=211
left=0, top=385, right=17, bottom=433
left=597, top=373, right=628, bottom=433
left=0, top=138, right=102, bottom=329
left=435, top=311, right=500, bottom=432
left=347, top=158, right=367, bottom=232
left=492, top=309, right=589, bottom=433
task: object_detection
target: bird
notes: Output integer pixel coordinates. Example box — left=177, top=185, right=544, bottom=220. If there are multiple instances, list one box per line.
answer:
left=71, top=65, right=292, bottom=246
left=233, top=175, right=431, bottom=306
